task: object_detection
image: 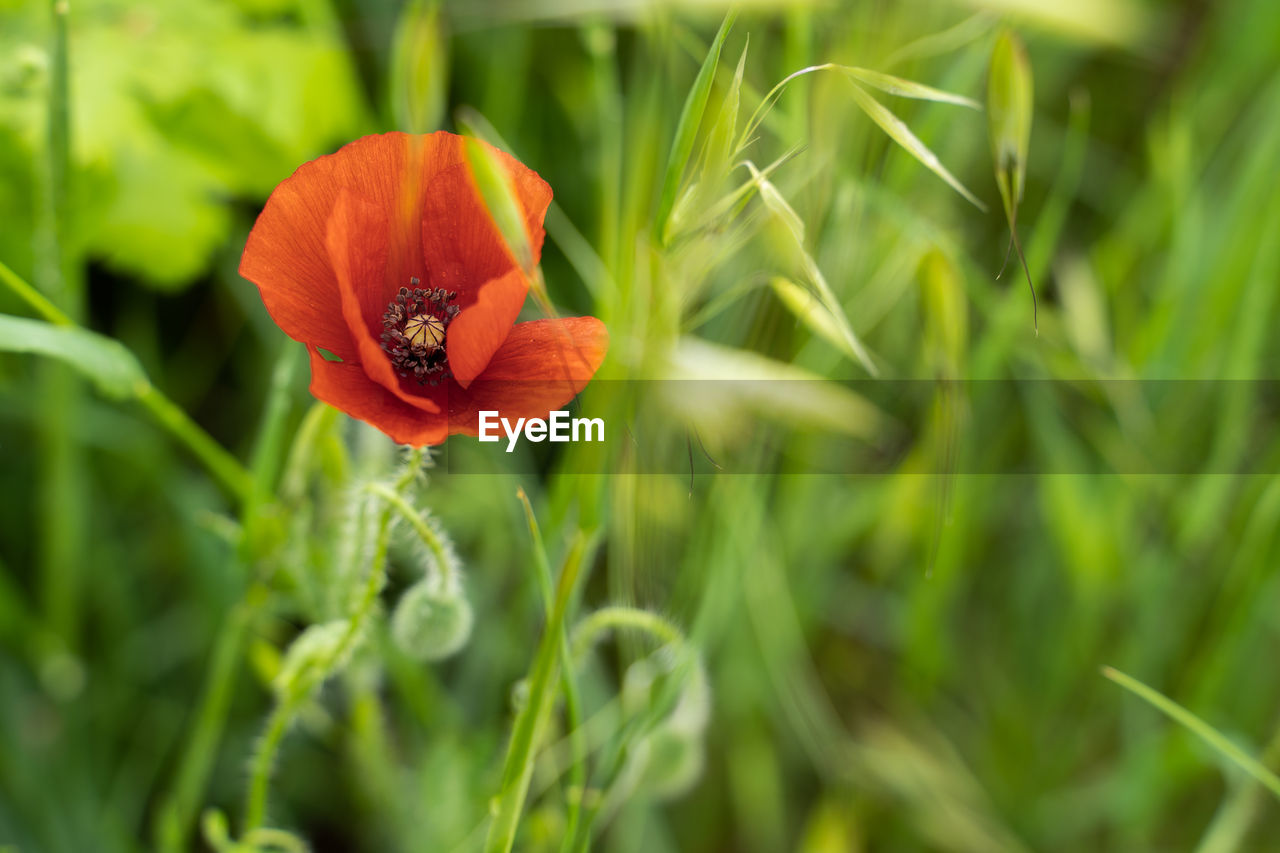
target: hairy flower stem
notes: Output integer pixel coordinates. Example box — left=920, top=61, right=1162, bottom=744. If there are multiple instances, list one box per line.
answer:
left=570, top=607, right=684, bottom=662
left=242, top=448, right=424, bottom=835
left=366, top=481, right=453, bottom=584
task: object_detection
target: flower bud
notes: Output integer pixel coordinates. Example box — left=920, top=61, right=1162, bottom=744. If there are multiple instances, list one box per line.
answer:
left=634, top=725, right=704, bottom=800
left=391, top=576, right=473, bottom=661
left=625, top=657, right=711, bottom=799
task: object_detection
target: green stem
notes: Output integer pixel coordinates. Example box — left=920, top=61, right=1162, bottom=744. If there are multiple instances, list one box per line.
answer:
left=280, top=402, right=341, bottom=502
left=242, top=827, right=311, bottom=853
left=485, top=533, right=589, bottom=853
left=242, top=449, right=424, bottom=834
left=565, top=606, right=691, bottom=852
left=34, top=0, right=84, bottom=646
left=47, top=1, right=71, bottom=272
left=0, top=259, right=71, bottom=325
left=135, top=383, right=254, bottom=506
left=151, top=329, right=303, bottom=853
left=243, top=690, right=299, bottom=835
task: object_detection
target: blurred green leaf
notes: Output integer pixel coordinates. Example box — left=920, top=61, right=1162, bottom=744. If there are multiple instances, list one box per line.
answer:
left=391, top=0, right=449, bottom=133
left=0, top=0, right=369, bottom=288
left=0, top=313, right=146, bottom=399
left=917, top=249, right=968, bottom=375
left=661, top=337, right=884, bottom=441
left=965, top=0, right=1153, bottom=48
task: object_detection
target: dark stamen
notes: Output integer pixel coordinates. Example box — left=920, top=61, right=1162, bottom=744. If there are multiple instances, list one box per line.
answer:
left=380, top=277, right=459, bottom=385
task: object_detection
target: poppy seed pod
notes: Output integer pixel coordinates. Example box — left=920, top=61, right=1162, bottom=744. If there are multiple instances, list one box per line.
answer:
left=391, top=575, right=473, bottom=662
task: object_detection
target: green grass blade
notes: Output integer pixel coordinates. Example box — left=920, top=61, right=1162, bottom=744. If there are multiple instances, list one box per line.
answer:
left=485, top=535, right=589, bottom=853
left=845, top=80, right=987, bottom=210
left=1102, top=667, right=1280, bottom=801
left=654, top=11, right=736, bottom=245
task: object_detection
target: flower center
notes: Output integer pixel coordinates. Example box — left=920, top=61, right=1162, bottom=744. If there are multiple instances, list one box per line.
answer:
left=380, top=278, right=459, bottom=385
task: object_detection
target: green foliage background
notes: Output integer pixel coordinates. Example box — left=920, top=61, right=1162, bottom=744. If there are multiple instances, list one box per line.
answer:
left=2, top=0, right=1280, bottom=851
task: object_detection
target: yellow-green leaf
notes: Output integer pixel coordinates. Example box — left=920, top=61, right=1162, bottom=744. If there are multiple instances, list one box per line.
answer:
left=462, top=136, right=534, bottom=274
left=770, top=276, right=864, bottom=364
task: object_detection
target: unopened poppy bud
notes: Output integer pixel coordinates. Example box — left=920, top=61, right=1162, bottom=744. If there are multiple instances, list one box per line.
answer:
left=510, top=677, right=530, bottom=712
left=625, top=657, right=711, bottom=799
left=391, top=576, right=473, bottom=661
left=274, top=620, right=353, bottom=697
left=621, top=657, right=661, bottom=718
left=634, top=725, right=705, bottom=800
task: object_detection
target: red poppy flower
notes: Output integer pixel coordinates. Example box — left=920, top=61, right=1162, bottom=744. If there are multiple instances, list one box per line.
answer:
left=240, top=131, right=608, bottom=446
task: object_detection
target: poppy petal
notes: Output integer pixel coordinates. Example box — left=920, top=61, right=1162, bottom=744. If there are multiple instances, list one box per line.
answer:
left=444, top=266, right=528, bottom=388
left=307, top=347, right=448, bottom=447
left=241, top=132, right=476, bottom=356
left=421, top=154, right=552, bottom=384
left=326, top=189, right=442, bottom=415
left=447, top=317, right=609, bottom=435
